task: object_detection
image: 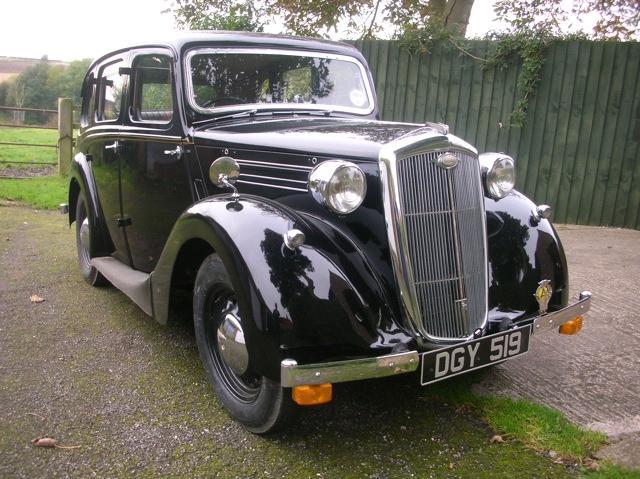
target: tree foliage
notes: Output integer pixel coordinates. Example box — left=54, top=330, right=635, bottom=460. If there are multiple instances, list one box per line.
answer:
left=1, top=57, right=92, bottom=110
left=171, top=0, right=264, bottom=31
left=493, top=0, right=639, bottom=41
left=168, top=0, right=475, bottom=38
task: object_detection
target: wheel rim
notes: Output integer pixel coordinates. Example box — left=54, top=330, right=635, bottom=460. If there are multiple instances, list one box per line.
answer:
left=77, top=200, right=91, bottom=268
left=204, top=286, right=261, bottom=402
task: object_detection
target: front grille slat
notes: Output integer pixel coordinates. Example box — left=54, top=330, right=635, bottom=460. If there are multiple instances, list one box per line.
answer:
left=395, top=150, right=487, bottom=339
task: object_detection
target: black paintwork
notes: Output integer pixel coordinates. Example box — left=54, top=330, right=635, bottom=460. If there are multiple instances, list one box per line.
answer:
left=69, top=32, right=570, bottom=381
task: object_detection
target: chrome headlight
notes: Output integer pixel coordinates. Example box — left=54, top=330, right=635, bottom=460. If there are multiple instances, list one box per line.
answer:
left=308, top=160, right=367, bottom=214
left=479, top=153, right=515, bottom=200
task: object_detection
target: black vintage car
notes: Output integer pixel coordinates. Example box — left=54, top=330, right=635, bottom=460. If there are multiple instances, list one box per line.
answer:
left=66, top=31, right=592, bottom=433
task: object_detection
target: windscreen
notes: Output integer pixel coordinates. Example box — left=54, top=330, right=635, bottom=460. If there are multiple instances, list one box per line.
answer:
left=188, top=50, right=372, bottom=113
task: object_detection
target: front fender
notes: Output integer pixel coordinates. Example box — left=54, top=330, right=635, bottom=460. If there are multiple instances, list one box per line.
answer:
left=151, top=195, right=408, bottom=380
left=485, top=189, right=569, bottom=329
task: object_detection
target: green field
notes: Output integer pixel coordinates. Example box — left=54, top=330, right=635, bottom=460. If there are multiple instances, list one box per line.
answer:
left=0, top=126, right=58, bottom=168
left=0, top=175, right=67, bottom=209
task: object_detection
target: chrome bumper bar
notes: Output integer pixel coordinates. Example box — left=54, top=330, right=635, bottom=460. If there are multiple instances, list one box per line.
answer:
left=532, top=290, right=592, bottom=334
left=280, top=291, right=593, bottom=388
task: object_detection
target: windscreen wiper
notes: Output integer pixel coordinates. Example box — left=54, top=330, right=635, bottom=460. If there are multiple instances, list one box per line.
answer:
left=192, top=108, right=334, bottom=127
left=192, top=109, right=258, bottom=126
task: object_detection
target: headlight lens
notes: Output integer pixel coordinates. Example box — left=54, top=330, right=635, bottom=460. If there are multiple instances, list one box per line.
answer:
left=480, top=153, right=515, bottom=200
left=309, top=160, right=367, bottom=214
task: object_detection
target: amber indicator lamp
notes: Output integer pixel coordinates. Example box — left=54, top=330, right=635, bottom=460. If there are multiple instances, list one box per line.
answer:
left=559, top=316, right=584, bottom=335
left=292, top=384, right=333, bottom=406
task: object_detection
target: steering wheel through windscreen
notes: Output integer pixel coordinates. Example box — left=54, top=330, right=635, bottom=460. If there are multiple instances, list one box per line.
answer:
left=201, top=96, right=247, bottom=108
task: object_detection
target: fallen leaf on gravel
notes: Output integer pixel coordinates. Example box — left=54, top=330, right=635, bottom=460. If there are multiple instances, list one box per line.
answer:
left=489, top=435, right=505, bottom=444
left=584, top=459, right=600, bottom=471
left=30, top=294, right=45, bottom=303
left=31, top=437, right=82, bottom=450
left=31, top=437, right=57, bottom=448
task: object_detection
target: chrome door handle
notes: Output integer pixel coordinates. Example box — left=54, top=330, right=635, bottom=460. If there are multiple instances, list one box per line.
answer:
left=164, top=145, right=183, bottom=159
left=105, top=141, right=120, bottom=151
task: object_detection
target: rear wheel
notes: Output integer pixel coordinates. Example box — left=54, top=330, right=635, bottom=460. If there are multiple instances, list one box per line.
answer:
left=75, top=194, right=107, bottom=286
left=193, top=254, right=292, bottom=434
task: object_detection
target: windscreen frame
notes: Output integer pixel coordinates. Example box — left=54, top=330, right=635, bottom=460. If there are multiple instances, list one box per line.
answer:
left=183, top=47, right=376, bottom=116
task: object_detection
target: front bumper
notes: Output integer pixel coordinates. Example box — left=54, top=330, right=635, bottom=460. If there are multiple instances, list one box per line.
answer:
left=281, top=291, right=592, bottom=387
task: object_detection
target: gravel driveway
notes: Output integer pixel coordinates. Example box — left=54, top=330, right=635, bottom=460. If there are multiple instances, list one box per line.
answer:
left=0, top=203, right=637, bottom=477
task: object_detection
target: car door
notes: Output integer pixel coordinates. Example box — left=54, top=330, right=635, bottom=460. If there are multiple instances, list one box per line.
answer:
left=117, top=49, right=194, bottom=273
left=88, top=55, right=133, bottom=265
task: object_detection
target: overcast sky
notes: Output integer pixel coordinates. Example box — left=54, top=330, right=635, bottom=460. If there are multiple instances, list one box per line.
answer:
left=0, top=0, right=497, bottom=61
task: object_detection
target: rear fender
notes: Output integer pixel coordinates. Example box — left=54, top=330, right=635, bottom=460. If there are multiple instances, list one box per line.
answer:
left=69, top=152, right=114, bottom=256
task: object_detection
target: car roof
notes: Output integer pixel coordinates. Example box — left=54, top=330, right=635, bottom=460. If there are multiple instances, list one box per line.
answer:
left=86, top=31, right=364, bottom=73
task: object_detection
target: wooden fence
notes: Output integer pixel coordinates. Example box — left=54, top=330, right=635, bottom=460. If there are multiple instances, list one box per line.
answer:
left=0, top=98, right=74, bottom=176
left=353, top=40, right=640, bottom=229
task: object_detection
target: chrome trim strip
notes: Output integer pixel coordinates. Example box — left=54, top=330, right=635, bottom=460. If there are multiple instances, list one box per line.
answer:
left=532, top=291, right=592, bottom=334
left=240, top=173, right=308, bottom=184
left=184, top=47, right=376, bottom=116
left=83, top=131, right=184, bottom=143
left=280, top=351, right=420, bottom=387
left=237, top=179, right=307, bottom=192
left=280, top=292, right=593, bottom=387
left=236, top=159, right=313, bottom=171
left=378, top=131, right=486, bottom=342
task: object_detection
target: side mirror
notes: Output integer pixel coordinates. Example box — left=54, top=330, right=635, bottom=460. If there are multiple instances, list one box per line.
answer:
left=209, top=156, right=240, bottom=200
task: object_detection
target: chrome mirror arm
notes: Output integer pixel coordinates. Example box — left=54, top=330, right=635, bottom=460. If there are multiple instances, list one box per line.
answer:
left=219, top=174, right=240, bottom=201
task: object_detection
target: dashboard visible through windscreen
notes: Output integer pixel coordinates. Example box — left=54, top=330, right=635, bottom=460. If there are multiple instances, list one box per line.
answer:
left=186, top=49, right=373, bottom=115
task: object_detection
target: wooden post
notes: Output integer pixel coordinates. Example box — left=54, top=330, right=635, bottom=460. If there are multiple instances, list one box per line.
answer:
left=57, top=98, right=73, bottom=176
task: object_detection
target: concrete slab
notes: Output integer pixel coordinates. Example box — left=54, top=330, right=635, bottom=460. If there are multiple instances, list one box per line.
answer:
left=475, top=224, right=640, bottom=468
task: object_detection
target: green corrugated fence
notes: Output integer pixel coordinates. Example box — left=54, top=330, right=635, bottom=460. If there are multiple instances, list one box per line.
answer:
left=352, top=40, right=640, bottom=229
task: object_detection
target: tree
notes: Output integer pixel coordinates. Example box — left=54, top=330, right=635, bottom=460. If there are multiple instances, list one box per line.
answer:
left=47, top=58, right=93, bottom=106
left=169, top=0, right=476, bottom=38
left=171, top=0, right=264, bottom=31
left=493, top=0, right=639, bottom=41
left=0, top=81, right=8, bottom=106
left=170, top=0, right=639, bottom=41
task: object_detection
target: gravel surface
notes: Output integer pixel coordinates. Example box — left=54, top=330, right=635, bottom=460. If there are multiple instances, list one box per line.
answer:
left=0, top=204, right=617, bottom=478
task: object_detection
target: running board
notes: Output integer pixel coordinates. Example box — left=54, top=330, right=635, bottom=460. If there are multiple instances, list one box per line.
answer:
left=91, top=257, right=153, bottom=316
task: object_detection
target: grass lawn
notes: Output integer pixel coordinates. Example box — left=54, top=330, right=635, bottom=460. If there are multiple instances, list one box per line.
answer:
left=0, top=175, right=67, bottom=209
left=0, top=126, right=58, bottom=168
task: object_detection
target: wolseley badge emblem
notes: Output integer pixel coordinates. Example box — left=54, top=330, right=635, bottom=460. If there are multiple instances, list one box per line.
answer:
left=435, top=152, right=459, bottom=169
left=534, top=279, right=553, bottom=314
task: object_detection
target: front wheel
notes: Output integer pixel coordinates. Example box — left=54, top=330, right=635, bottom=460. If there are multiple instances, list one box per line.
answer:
left=193, top=254, right=292, bottom=434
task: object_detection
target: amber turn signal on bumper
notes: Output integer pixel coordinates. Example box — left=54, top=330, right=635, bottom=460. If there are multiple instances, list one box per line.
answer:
left=292, top=383, right=333, bottom=406
left=559, top=316, right=583, bottom=335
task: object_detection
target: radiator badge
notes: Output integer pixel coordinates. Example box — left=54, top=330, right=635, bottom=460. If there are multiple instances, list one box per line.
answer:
left=534, top=279, right=553, bottom=315
left=435, top=152, right=459, bottom=169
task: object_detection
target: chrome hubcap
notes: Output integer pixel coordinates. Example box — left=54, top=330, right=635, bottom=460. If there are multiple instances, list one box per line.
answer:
left=80, top=218, right=90, bottom=248
left=79, top=217, right=91, bottom=262
left=216, top=311, right=249, bottom=375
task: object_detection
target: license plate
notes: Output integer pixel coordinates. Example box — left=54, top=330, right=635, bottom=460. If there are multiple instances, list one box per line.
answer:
left=420, top=325, right=532, bottom=386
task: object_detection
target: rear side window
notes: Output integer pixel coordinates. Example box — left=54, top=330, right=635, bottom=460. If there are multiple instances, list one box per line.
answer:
left=81, top=74, right=96, bottom=127
left=131, top=54, right=173, bottom=123
left=99, top=60, right=125, bottom=122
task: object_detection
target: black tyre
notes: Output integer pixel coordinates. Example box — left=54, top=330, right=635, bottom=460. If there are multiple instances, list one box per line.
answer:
left=193, top=254, right=292, bottom=434
left=75, top=194, right=107, bottom=286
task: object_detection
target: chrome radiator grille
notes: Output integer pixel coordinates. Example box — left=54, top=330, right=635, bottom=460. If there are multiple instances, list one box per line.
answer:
left=394, top=150, right=487, bottom=339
